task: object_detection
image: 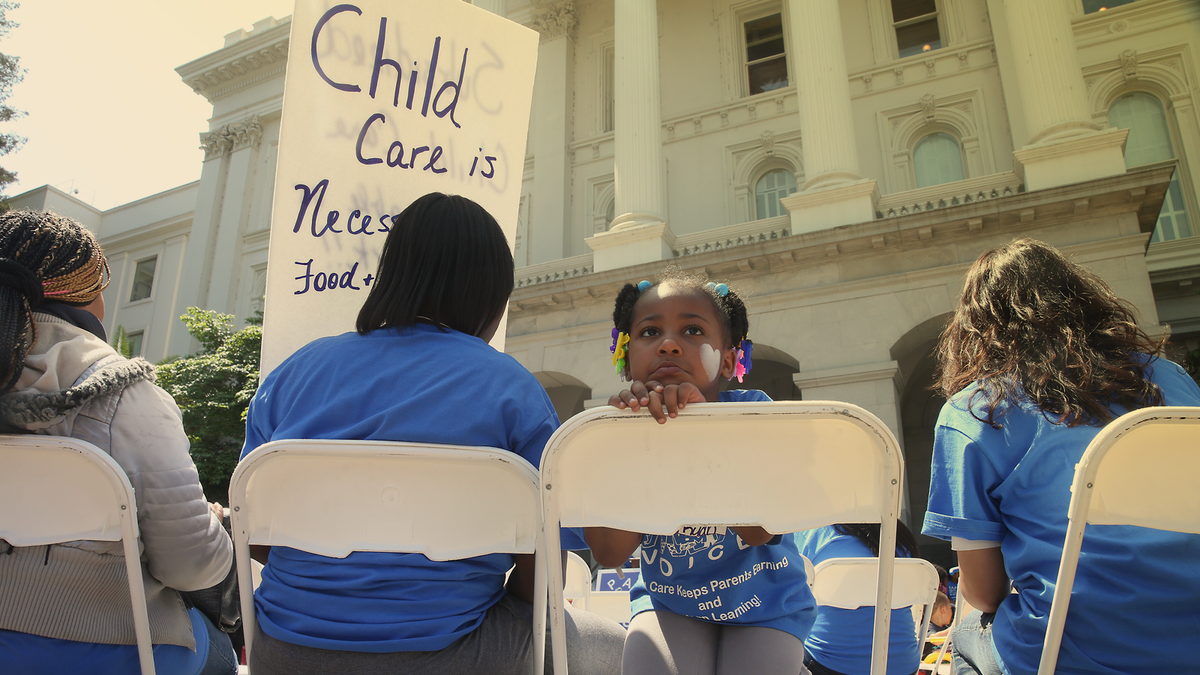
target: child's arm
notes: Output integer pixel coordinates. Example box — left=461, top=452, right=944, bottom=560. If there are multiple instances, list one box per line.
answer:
left=584, top=527, right=643, bottom=568
left=610, top=380, right=706, bottom=424
left=729, top=526, right=775, bottom=546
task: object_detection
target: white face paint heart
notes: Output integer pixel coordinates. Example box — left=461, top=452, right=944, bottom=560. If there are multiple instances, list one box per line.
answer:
left=699, top=343, right=722, bottom=382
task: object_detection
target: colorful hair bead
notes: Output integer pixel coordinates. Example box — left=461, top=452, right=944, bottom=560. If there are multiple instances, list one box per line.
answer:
left=705, top=281, right=729, bottom=297
left=638, top=280, right=652, bottom=293
left=732, top=339, right=754, bottom=383
left=611, top=330, right=631, bottom=380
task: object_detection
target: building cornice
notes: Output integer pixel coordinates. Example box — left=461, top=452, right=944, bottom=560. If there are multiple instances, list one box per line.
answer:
left=176, top=19, right=291, bottom=103
left=508, top=166, right=1174, bottom=318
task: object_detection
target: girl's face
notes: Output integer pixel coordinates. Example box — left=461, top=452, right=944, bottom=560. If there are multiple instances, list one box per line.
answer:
left=625, top=282, right=736, bottom=401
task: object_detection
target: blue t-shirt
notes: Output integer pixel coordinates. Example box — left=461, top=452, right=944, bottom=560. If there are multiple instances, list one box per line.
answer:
left=795, top=526, right=920, bottom=675
left=922, top=356, right=1200, bottom=675
left=628, top=389, right=817, bottom=641
left=0, top=607, right=210, bottom=675
left=242, top=324, right=582, bottom=653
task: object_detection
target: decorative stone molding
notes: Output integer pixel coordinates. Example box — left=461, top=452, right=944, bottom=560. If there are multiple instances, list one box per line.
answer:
left=727, top=130, right=804, bottom=225
left=179, top=28, right=289, bottom=104
left=877, top=89, right=994, bottom=193
left=1120, top=49, right=1139, bottom=81
left=532, top=0, right=576, bottom=41
left=200, top=115, right=263, bottom=160
left=919, top=94, right=936, bottom=121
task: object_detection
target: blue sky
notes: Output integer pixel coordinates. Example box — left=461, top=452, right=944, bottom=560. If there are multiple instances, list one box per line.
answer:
left=4, top=0, right=294, bottom=208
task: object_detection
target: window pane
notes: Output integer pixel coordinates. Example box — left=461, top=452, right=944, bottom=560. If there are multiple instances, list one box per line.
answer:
left=1082, top=0, right=1138, bottom=14
left=891, top=0, right=937, bottom=23
left=897, top=17, right=941, bottom=58
left=1109, top=93, right=1174, bottom=167
left=748, top=56, right=789, bottom=95
left=126, top=332, right=143, bottom=358
left=914, top=133, right=964, bottom=188
left=129, top=257, right=157, bottom=302
left=755, top=169, right=797, bottom=220
left=745, top=14, right=784, bottom=53
left=1151, top=172, right=1193, bottom=243
left=603, top=46, right=615, bottom=133
left=748, top=37, right=786, bottom=63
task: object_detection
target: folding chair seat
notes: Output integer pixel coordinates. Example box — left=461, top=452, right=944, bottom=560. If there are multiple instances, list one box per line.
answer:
left=0, top=434, right=157, bottom=674
left=229, top=439, right=548, bottom=675
left=540, top=401, right=905, bottom=675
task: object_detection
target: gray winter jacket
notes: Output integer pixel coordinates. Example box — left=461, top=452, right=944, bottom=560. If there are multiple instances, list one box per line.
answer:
left=0, top=314, right=233, bottom=648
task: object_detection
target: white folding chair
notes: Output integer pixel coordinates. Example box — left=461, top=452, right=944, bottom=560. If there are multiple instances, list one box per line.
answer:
left=565, top=551, right=593, bottom=610
left=918, top=587, right=962, bottom=674
left=1037, top=406, right=1200, bottom=675
left=812, top=557, right=940, bottom=668
left=541, top=401, right=905, bottom=675
left=229, top=439, right=548, bottom=675
left=0, top=434, right=156, bottom=675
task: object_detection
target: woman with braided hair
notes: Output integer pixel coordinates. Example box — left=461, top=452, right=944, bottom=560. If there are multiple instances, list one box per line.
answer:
left=0, top=210, right=237, bottom=675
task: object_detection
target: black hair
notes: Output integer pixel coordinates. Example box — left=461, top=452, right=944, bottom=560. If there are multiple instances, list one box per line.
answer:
left=612, top=267, right=750, bottom=350
left=356, top=192, right=513, bottom=338
left=832, top=521, right=921, bottom=558
left=0, top=210, right=109, bottom=393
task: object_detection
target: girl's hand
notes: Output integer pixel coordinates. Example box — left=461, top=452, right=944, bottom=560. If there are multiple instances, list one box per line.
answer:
left=610, top=380, right=706, bottom=423
left=609, top=379, right=659, bottom=411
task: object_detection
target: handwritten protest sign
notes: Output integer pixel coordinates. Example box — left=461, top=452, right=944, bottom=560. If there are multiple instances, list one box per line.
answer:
left=260, top=0, right=538, bottom=375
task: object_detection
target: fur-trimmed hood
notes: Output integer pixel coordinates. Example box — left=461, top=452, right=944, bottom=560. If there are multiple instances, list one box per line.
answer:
left=0, top=313, right=155, bottom=431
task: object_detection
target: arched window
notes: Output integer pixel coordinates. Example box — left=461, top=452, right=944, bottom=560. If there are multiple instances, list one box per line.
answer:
left=755, top=168, right=796, bottom=220
left=605, top=199, right=615, bottom=228
left=1109, top=93, right=1191, bottom=242
left=913, top=132, right=964, bottom=188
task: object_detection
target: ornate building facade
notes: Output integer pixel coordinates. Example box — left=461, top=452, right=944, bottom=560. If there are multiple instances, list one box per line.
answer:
left=12, top=0, right=1200, bottom=560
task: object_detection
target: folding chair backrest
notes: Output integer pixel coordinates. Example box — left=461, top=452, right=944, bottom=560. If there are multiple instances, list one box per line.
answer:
left=0, top=435, right=156, bottom=675
left=813, top=557, right=940, bottom=648
left=541, top=402, right=905, bottom=675
left=565, top=551, right=592, bottom=610
left=1038, top=406, right=1200, bottom=675
left=229, top=439, right=546, bottom=673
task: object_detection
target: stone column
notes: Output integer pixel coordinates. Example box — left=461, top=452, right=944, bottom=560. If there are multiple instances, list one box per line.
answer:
left=471, top=0, right=507, bottom=16
left=779, top=0, right=879, bottom=235
left=205, top=116, right=262, bottom=316
left=999, top=0, right=1127, bottom=191
left=793, top=361, right=909, bottom=522
left=528, top=1, right=576, bottom=265
left=587, top=0, right=675, bottom=272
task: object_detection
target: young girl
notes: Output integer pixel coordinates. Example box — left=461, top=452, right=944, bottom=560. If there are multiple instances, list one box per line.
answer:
left=587, top=268, right=816, bottom=675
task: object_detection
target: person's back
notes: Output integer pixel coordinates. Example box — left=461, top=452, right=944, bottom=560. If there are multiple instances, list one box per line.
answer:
left=923, top=238, right=1200, bottom=675
left=0, top=210, right=235, bottom=675
left=796, top=524, right=921, bottom=675
left=930, top=363, right=1200, bottom=674
left=241, top=192, right=624, bottom=675
left=243, top=323, right=561, bottom=651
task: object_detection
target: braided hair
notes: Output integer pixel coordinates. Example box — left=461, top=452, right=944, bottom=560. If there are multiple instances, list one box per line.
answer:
left=0, top=210, right=110, bottom=392
left=612, top=267, right=750, bottom=349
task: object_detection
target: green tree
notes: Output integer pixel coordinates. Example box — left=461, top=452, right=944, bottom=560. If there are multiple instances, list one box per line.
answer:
left=0, top=2, right=24, bottom=206
left=156, top=308, right=261, bottom=503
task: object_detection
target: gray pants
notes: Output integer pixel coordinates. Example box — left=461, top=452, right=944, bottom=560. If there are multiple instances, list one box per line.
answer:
left=621, top=610, right=805, bottom=675
left=249, top=593, right=625, bottom=675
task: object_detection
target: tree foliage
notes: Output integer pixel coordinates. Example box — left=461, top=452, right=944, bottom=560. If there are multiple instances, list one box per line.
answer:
left=0, top=2, right=25, bottom=205
left=156, top=308, right=261, bottom=503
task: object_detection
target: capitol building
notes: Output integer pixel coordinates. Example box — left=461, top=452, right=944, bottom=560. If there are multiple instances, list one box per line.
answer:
left=12, top=0, right=1200, bottom=561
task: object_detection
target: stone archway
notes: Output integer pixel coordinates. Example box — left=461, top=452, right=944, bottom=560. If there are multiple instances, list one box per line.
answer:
left=891, top=312, right=953, bottom=567
left=721, top=343, right=800, bottom=401
left=534, top=371, right=593, bottom=423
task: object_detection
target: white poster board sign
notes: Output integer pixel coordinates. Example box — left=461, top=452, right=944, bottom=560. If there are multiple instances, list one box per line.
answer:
left=261, top=0, right=538, bottom=375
